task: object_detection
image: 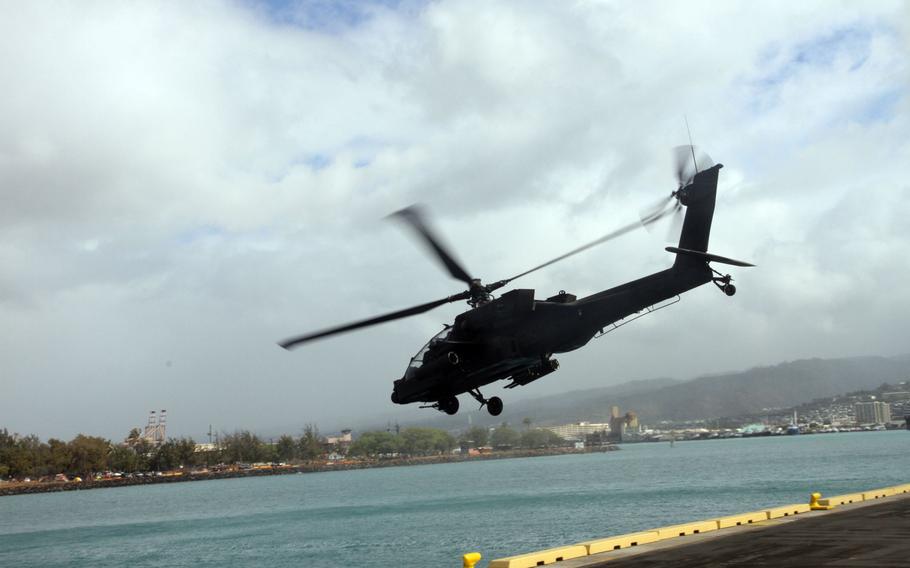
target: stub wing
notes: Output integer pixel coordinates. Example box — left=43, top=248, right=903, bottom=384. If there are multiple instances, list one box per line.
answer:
left=665, top=247, right=755, bottom=267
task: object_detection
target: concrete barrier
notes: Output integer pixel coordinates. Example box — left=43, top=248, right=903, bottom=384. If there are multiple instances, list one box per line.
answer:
left=655, top=520, right=718, bottom=538
left=827, top=492, right=865, bottom=506
left=579, top=531, right=661, bottom=554
left=765, top=503, right=810, bottom=518
left=487, top=545, right=588, bottom=568
left=714, top=510, right=771, bottom=528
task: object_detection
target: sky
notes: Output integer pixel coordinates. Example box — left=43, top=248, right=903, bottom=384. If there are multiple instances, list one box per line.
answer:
left=1, top=0, right=908, bottom=441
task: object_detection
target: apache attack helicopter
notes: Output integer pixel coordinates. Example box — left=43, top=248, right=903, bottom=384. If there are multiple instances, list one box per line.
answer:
left=280, top=147, right=753, bottom=417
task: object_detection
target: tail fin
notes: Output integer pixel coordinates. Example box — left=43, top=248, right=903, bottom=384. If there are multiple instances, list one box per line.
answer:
left=677, top=163, right=721, bottom=249
left=671, top=163, right=721, bottom=270
left=668, top=164, right=755, bottom=270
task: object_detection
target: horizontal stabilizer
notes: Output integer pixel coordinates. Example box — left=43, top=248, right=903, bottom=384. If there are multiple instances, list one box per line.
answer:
left=666, top=247, right=755, bottom=267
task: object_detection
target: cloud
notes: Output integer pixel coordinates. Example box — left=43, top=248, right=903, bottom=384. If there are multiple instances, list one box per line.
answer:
left=0, top=0, right=908, bottom=439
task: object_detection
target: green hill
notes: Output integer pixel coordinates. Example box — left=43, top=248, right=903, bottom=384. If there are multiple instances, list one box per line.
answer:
left=411, top=355, right=910, bottom=429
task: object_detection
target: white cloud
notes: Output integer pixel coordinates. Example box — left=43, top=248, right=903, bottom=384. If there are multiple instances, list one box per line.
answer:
left=0, top=0, right=908, bottom=439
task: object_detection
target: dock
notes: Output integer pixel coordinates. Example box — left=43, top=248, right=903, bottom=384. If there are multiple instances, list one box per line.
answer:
left=481, top=485, right=910, bottom=568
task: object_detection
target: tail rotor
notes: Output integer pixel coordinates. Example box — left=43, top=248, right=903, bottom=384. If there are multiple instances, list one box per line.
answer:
left=641, top=145, right=714, bottom=241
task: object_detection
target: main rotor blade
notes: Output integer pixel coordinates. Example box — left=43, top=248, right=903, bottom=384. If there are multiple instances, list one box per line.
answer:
left=279, top=292, right=469, bottom=349
left=390, top=205, right=474, bottom=286
left=496, top=205, right=677, bottom=287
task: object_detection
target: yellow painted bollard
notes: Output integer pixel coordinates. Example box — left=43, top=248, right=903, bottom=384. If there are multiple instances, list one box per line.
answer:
left=809, top=492, right=835, bottom=510
left=463, top=552, right=482, bottom=568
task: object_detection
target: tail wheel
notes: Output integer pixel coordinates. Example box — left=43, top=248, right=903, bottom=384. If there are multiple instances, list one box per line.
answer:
left=486, top=396, right=503, bottom=416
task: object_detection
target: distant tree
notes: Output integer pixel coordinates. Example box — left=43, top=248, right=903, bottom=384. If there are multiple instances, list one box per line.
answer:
left=432, top=430, right=456, bottom=453
left=490, top=424, right=520, bottom=449
left=222, top=431, right=268, bottom=464
left=4, top=440, right=34, bottom=479
left=260, top=442, right=278, bottom=463
left=17, top=435, right=47, bottom=478
left=48, top=438, right=72, bottom=474
left=0, top=429, right=13, bottom=477
left=170, top=437, right=197, bottom=468
left=276, top=435, right=297, bottom=462
left=522, top=417, right=533, bottom=430
left=68, top=434, right=110, bottom=477
left=109, top=445, right=139, bottom=472
left=298, top=424, right=323, bottom=460
left=152, top=439, right=181, bottom=471
left=399, top=428, right=456, bottom=456
left=348, top=431, right=400, bottom=457
left=399, top=428, right=435, bottom=455
left=458, top=426, right=489, bottom=448
left=519, top=429, right=549, bottom=449
left=543, top=430, right=565, bottom=447
left=133, top=438, right=154, bottom=471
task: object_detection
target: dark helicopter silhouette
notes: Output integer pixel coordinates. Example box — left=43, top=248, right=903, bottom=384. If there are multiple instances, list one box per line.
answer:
left=280, top=147, right=753, bottom=416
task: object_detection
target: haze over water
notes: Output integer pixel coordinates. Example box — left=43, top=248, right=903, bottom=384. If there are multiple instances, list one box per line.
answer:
left=2, top=431, right=907, bottom=567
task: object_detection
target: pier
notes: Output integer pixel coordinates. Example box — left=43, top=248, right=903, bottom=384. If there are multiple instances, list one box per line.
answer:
left=484, top=484, right=910, bottom=568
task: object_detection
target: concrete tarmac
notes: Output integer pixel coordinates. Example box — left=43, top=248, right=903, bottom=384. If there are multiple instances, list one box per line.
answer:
left=560, top=493, right=910, bottom=568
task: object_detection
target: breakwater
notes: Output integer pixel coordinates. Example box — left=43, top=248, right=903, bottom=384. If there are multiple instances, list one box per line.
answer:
left=0, top=445, right=616, bottom=497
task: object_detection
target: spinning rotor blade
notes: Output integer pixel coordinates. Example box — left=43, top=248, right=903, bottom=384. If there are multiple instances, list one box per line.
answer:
left=279, top=292, right=469, bottom=349
left=639, top=193, right=674, bottom=228
left=497, top=206, right=676, bottom=287
left=673, top=145, right=694, bottom=186
left=390, top=205, right=473, bottom=286
left=673, top=145, right=714, bottom=187
left=665, top=202, right=684, bottom=242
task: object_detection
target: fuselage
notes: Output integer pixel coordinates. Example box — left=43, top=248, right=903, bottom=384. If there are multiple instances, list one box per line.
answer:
left=391, top=259, right=713, bottom=405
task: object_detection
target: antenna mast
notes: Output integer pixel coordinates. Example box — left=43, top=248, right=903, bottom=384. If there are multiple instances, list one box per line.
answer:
left=684, top=115, right=698, bottom=172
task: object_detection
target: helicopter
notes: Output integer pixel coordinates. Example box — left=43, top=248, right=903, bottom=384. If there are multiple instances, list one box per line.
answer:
left=279, top=147, right=754, bottom=417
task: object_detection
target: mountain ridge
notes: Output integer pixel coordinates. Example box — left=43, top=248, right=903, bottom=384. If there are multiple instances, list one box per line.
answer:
left=402, top=354, right=910, bottom=430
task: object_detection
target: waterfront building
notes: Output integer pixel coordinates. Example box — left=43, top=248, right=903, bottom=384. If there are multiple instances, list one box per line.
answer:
left=544, top=422, right=610, bottom=440
left=854, top=401, right=891, bottom=425
left=325, top=429, right=353, bottom=445
left=608, top=405, right=639, bottom=442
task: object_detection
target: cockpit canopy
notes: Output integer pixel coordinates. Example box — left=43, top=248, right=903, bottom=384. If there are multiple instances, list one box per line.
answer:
left=405, top=325, right=451, bottom=378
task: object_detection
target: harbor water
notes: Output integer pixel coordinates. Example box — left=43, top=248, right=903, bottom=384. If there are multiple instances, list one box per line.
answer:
left=1, top=431, right=907, bottom=567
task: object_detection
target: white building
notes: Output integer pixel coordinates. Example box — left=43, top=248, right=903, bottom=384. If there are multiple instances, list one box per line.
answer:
left=854, top=401, right=891, bottom=425
left=545, top=422, right=610, bottom=440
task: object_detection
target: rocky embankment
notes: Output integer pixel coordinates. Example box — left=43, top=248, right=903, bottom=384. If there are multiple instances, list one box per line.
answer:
left=0, top=446, right=617, bottom=497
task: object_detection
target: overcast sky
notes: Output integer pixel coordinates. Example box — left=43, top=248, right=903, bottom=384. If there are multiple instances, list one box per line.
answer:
left=2, top=0, right=908, bottom=441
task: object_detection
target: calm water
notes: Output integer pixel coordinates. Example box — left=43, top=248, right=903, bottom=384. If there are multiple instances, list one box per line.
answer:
left=1, top=431, right=907, bottom=567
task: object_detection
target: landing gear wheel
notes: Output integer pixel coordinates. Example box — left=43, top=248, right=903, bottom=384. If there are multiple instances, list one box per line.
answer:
left=486, top=396, right=503, bottom=416
left=438, top=396, right=459, bottom=415
left=712, top=269, right=738, bottom=297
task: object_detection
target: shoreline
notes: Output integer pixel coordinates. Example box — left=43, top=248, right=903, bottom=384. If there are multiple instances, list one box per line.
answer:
left=0, top=446, right=617, bottom=498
